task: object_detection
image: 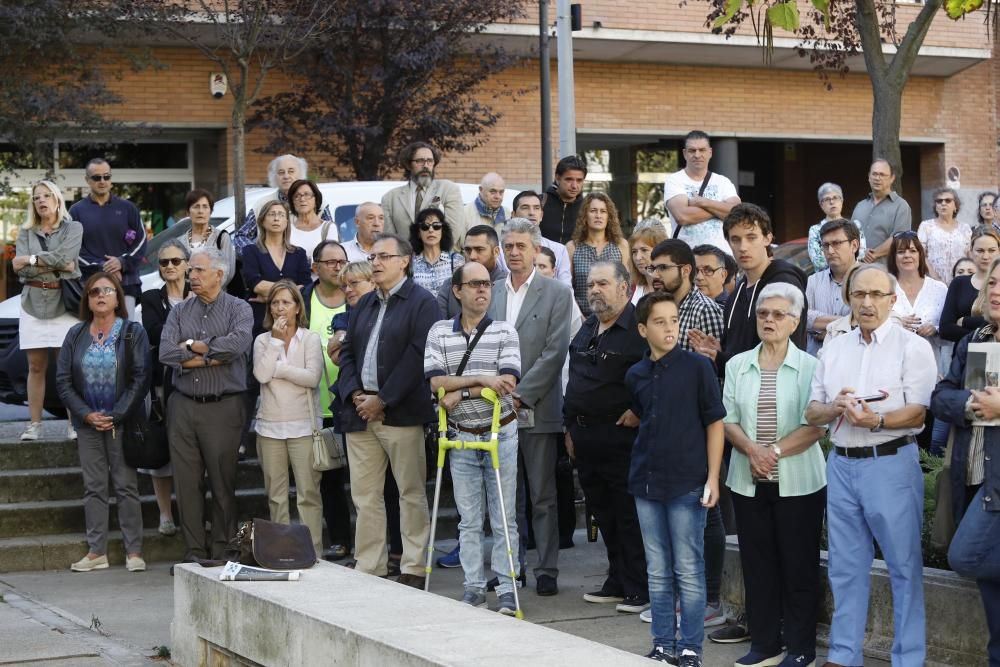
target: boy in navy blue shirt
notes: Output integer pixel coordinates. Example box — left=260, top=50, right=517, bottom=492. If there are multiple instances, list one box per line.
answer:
left=626, top=292, right=726, bottom=666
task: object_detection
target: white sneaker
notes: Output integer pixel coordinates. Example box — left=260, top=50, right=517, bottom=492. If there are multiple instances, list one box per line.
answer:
left=158, top=519, right=177, bottom=536
left=640, top=607, right=652, bottom=623
left=126, top=555, right=146, bottom=572
left=20, top=422, right=41, bottom=441
left=66, top=423, right=77, bottom=440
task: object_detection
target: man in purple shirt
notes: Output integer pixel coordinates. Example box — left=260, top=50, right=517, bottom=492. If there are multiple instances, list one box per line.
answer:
left=68, top=158, right=146, bottom=315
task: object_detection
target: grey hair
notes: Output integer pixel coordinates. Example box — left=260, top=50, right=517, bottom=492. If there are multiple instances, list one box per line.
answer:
left=480, top=172, right=504, bottom=188
left=267, top=154, right=308, bottom=188
left=817, top=182, right=843, bottom=202
left=159, top=238, right=190, bottom=260
left=591, top=260, right=630, bottom=286
left=847, top=263, right=898, bottom=294
left=501, top=217, right=542, bottom=247
left=190, top=247, right=227, bottom=273
left=756, top=283, right=804, bottom=317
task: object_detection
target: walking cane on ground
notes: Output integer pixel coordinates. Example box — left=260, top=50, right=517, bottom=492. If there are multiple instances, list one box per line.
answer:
left=424, top=387, right=523, bottom=619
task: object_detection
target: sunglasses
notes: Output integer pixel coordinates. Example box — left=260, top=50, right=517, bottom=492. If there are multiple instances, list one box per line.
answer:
left=893, top=230, right=918, bottom=240
left=419, top=222, right=444, bottom=232
left=460, top=280, right=492, bottom=290
left=159, top=257, right=185, bottom=267
left=88, top=174, right=112, bottom=182
left=935, top=198, right=954, bottom=204
left=88, top=286, right=116, bottom=297
left=756, top=309, right=792, bottom=322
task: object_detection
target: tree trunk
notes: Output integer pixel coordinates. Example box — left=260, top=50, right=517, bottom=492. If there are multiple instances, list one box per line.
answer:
left=871, top=79, right=905, bottom=188
left=232, top=65, right=249, bottom=227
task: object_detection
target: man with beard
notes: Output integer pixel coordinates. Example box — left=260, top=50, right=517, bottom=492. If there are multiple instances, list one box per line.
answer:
left=565, top=261, right=649, bottom=614
left=382, top=142, right=464, bottom=242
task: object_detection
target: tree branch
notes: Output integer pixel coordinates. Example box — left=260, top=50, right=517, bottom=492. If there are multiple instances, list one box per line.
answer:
left=889, top=0, right=943, bottom=85
left=854, top=0, right=889, bottom=83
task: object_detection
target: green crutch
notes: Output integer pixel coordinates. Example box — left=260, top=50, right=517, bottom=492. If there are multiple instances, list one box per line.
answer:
left=423, top=386, right=523, bottom=619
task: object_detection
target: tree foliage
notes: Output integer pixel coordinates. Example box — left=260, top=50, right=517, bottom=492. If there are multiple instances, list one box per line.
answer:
left=250, top=0, right=526, bottom=181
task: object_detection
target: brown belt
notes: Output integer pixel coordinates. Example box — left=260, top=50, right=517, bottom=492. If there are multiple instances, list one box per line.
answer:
left=449, top=411, right=517, bottom=435
left=26, top=280, right=60, bottom=290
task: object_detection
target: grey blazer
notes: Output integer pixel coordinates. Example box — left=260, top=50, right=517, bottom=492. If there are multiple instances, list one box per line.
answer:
left=381, top=179, right=465, bottom=248
left=488, top=273, right=573, bottom=434
left=16, top=219, right=83, bottom=319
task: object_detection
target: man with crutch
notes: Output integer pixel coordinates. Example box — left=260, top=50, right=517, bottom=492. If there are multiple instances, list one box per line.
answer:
left=425, top=261, right=523, bottom=615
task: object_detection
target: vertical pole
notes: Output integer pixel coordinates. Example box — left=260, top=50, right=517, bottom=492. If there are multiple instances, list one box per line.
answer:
left=539, top=0, right=552, bottom=189
left=556, top=0, right=576, bottom=157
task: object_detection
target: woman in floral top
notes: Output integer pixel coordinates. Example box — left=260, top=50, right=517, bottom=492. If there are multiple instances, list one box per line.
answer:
left=918, top=187, right=971, bottom=285
left=409, top=207, right=464, bottom=295
left=807, top=182, right=866, bottom=272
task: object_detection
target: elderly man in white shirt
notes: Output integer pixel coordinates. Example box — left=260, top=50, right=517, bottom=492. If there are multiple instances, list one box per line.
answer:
left=805, top=219, right=860, bottom=356
left=805, top=264, right=936, bottom=667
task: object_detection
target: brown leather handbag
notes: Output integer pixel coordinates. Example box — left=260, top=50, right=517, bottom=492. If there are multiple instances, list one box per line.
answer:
left=236, top=518, right=316, bottom=570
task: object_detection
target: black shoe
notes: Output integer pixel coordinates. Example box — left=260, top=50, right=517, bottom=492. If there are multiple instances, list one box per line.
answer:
left=582, top=587, right=624, bottom=604
left=709, top=622, right=750, bottom=644
left=487, top=573, right=525, bottom=591
left=323, top=544, right=349, bottom=561
left=396, top=573, right=425, bottom=589
left=536, top=574, right=558, bottom=596
left=387, top=553, right=401, bottom=577
left=645, top=646, right=679, bottom=664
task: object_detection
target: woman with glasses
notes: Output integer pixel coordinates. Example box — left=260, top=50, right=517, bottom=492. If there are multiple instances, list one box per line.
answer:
left=977, top=191, right=997, bottom=230
left=941, top=227, right=1000, bottom=343
left=138, top=240, right=191, bottom=538
left=242, top=200, right=312, bottom=336
left=918, top=187, right=970, bottom=285
left=628, top=221, right=667, bottom=305
left=409, top=207, right=463, bottom=294
left=56, top=273, right=149, bottom=573
left=566, top=193, right=631, bottom=317
left=288, top=179, right=338, bottom=260
left=13, top=180, right=84, bottom=442
left=722, top=283, right=826, bottom=667
left=179, top=189, right=235, bottom=288
left=807, top=183, right=866, bottom=272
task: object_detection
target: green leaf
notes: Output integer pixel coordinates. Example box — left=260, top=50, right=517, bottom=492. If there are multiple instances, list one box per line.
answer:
left=945, top=0, right=984, bottom=19
left=766, top=1, right=800, bottom=31
left=712, top=0, right=745, bottom=29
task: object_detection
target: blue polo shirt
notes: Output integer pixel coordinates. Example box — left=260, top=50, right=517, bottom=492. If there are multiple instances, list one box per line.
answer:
left=68, top=195, right=146, bottom=293
left=625, top=346, right=726, bottom=501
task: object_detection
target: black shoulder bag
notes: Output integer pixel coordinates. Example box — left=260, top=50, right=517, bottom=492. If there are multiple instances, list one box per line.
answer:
left=672, top=170, right=713, bottom=239
left=121, top=322, right=170, bottom=469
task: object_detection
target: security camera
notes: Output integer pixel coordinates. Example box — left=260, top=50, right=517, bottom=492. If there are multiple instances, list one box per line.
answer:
left=210, top=73, right=227, bottom=99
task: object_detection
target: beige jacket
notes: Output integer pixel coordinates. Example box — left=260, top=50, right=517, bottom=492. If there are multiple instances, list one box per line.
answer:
left=253, top=329, right=324, bottom=424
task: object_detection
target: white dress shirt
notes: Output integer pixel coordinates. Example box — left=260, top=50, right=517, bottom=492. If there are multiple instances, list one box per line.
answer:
left=810, top=318, right=937, bottom=448
left=505, top=269, right=537, bottom=324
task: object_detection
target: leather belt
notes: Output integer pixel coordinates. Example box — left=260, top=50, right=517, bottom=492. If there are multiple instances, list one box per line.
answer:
left=26, top=280, right=60, bottom=290
left=449, top=411, right=517, bottom=435
left=834, top=435, right=915, bottom=459
left=572, top=414, right=623, bottom=427
left=178, top=391, right=244, bottom=404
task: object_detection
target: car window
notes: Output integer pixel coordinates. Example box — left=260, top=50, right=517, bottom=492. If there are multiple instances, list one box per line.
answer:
left=139, top=216, right=228, bottom=275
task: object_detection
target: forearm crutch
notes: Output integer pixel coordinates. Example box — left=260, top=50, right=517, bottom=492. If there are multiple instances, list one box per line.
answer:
left=423, top=387, right=523, bottom=619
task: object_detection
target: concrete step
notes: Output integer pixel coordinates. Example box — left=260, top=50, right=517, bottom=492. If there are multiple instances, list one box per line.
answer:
left=0, top=438, right=79, bottom=470
left=0, top=459, right=267, bottom=503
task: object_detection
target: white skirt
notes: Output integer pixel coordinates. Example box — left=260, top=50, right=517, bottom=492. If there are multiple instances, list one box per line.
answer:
left=18, top=304, right=79, bottom=349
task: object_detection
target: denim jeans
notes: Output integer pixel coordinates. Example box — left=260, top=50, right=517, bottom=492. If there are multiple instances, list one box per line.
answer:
left=949, top=485, right=1000, bottom=666
left=450, top=420, right=520, bottom=596
left=635, top=489, right=707, bottom=655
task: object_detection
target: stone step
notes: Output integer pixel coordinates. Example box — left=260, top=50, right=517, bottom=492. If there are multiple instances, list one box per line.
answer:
left=0, top=437, right=80, bottom=470
left=0, top=459, right=267, bottom=503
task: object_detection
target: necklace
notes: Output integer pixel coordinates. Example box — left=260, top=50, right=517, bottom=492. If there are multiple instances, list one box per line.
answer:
left=188, top=226, right=210, bottom=247
left=92, top=321, right=114, bottom=342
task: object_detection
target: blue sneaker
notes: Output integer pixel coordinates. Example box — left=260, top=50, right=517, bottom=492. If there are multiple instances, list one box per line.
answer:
left=735, top=650, right=783, bottom=667
left=436, top=545, right=461, bottom=568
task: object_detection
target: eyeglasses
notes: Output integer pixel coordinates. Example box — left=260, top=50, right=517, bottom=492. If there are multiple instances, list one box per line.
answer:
left=819, top=196, right=841, bottom=205
left=411, top=158, right=435, bottom=166
left=849, top=290, right=893, bottom=301
left=461, top=280, right=492, bottom=290
left=293, top=191, right=315, bottom=200
left=316, top=259, right=346, bottom=268
left=696, top=266, right=724, bottom=276
left=820, top=239, right=851, bottom=251
left=368, top=253, right=404, bottom=263
left=893, top=231, right=918, bottom=240
left=158, top=258, right=185, bottom=267
left=419, top=222, right=444, bottom=232
left=756, top=309, right=792, bottom=322
left=88, top=286, right=116, bottom=297
left=646, top=262, right=680, bottom=274
left=345, top=279, right=371, bottom=289
left=935, top=198, right=954, bottom=204
left=88, top=174, right=112, bottom=182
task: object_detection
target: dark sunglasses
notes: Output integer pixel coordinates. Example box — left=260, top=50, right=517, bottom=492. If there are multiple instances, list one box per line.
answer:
left=934, top=198, right=954, bottom=204
left=88, top=286, right=115, bottom=297
left=88, top=174, right=112, bottom=182
left=419, top=222, right=444, bottom=232
left=159, top=258, right=185, bottom=267
left=893, top=230, right=918, bottom=240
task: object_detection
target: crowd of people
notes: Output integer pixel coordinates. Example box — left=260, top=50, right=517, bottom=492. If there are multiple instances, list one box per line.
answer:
left=12, top=132, right=1000, bottom=667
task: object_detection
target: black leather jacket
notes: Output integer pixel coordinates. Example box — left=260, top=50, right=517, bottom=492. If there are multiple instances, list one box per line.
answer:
left=56, top=319, right=151, bottom=428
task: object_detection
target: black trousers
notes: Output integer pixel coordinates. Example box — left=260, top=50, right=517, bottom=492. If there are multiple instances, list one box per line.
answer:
left=319, top=419, right=352, bottom=546
left=732, top=484, right=826, bottom=656
left=570, top=421, right=648, bottom=599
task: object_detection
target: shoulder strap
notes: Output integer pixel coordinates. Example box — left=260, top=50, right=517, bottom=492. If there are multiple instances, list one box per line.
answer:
left=455, top=326, right=488, bottom=377
left=320, top=219, right=336, bottom=242
left=698, top=171, right=713, bottom=198
left=215, top=228, right=228, bottom=250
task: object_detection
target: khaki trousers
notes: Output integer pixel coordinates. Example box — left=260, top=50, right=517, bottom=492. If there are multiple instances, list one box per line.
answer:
left=258, top=434, right=324, bottom=557
left=347, top=422, right=429, bottom=576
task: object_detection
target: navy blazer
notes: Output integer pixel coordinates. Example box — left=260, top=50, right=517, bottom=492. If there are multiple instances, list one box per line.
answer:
left=931, top=326, right=1000, bottom=517
left=337, top=278, right=438, bottom=431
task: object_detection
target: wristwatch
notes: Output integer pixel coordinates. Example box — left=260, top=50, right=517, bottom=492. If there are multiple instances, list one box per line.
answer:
left=771, top=445, right=782, bottom=459
left=461, top=389, right=472, bottom=400
left=185, top=339, right=195, bottom=352
left=870, top=413, right=885, bottom=432
left=29, top=255, right=37, bottom=267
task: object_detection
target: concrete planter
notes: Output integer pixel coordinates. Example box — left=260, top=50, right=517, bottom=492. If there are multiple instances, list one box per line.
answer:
left=721, top=537, right=988, bottom=666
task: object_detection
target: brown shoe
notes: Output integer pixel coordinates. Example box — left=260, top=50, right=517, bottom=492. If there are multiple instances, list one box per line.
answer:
left=396, top=573, right=426, bottom=589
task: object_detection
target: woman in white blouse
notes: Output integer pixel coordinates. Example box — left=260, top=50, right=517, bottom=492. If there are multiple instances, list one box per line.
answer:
left=887, top=232, right=948, bottom=367
left=917, top=187, right=971, bottom=285
left=253, top=279, right=325, bottom=557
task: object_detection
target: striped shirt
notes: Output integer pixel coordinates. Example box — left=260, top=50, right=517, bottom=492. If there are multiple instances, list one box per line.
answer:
left=677, top=286, right=725, bottom=353
left=159, top=291, right=254, bottom=398
left=424, top=316, right=521, bottom=430
left=755, top=369, right=779, bottom=483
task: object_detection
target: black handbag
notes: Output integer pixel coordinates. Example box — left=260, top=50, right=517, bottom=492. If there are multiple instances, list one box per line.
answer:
left=236, top=518, right=316, bottom=569
left=122, top=397, right=169, bottom=469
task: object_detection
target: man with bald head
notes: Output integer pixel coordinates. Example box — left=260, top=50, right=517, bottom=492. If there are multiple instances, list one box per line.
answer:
left=343, top=202, right=385, bottom=262
left=806, top=264, right=935, bottom=667
left=849, top=159, right=912, bottom=265
left=463, top=172, right=507, bottom=240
